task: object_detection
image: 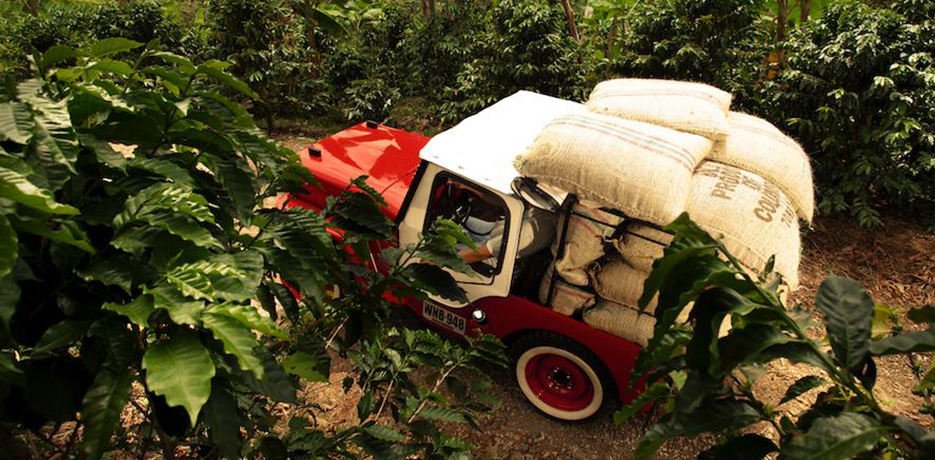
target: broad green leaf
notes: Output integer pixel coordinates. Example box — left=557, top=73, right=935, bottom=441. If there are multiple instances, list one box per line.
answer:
left=635, top=400, right=762, bottom=460
left=8, top=214, right=95, bottom=253
left=88, top=318, right=136, bottom=372
left=202, top=312, right=264, bottom=379
left=416, top=406, right=466, bottom=423
left=166, top=266, right=215, bottom=301
left=146, top=285, right=205, bottom=325
left=698, top=434, right=777, bottom=460
left=781, top=413, right=889, bottom=460
left=614, top=380, right=669, bottom=425
left=103, top=295, right=155, bottom=327
left=152, top=51, right=196, bottom=74
left=128, top=158, right=197, bottom=188
left=81, top=369, right=133, bottom=460
left=815, top=276, right=873, bottom=369
left=240, top=354, right=296, bottom=403
left=26, top=95, right=80, bottom=184
left=0, top=275, right=20, bottom=332
left=0, top=351, right=23, bottom=385
left=197, top=66, right=259, bottom=99
left=203, top=386, right=242, bottom=460
left=0, top=216, right=16, bottom=278
left=87, top=59, right=134, bottom=76
left=363, top=425, right=405, bottom=443
left=77, top=255, right=138, bottom=294
left=282, top=352, right=329, bottom=382
left=404, top=263, right=468, bottom=303
left=205, top=302, right=285, bottom=338
left=42, top=45, right=79, bottom=69
left=907, top=304, right=935, bottom=324
left=780, top=375, right=826, bottom=405
left=205, top=153, right=256, bottom=222
left=869, top=328, right=935, bottom=355
left=89, top=38, right=143, bottom=57
left=33, top=320, right=91, bottom=356
left=142, top=334, right=216, bottom=425
left=115, top=183, right=214, bottom=227
left=0, top=166, right=80, bottom=214
left=79, top=134, right=127, bottom=171
left=0, top=102, right=34, bottom=144
left=144, top=212, right=222, bottom=249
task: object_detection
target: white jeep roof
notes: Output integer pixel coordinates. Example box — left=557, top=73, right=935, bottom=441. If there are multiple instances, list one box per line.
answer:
left=419, top=91, right=586, bottom=196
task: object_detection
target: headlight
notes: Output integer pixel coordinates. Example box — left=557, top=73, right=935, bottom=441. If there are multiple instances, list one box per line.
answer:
left=471, top=308, right=487, bottom=324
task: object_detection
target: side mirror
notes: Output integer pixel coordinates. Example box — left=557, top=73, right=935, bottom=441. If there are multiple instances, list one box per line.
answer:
left=511, top=177, right=561, bottom=213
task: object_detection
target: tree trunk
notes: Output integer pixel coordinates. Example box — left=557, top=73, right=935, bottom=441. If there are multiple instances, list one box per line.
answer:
left=776, top=0, right=789, bottom=42
left=800, top=0, right=811, bottom=23
left=559, top=0, right=581, bottom=44
left=421, top=0, right=435, bottom=19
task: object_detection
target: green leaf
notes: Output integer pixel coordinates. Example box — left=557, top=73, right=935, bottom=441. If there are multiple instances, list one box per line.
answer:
left=205, top=302, right=284, bottom=338
left=241, top=354, right=296, bottom=403
left=89, top=38, right=143, bottom=57
left=152, top=52, right=196, bottom=73
left=166, top=266, right=215, bottom=301
left=0, top=166, right=80, bottom=214
left=282, top=352, right=329, bottom=382
left=0, top=275, right=20, bottom=332
left=128, top=158, right=198, bottom=188
left=79, top=134, right=127, bottom=171
left=815, top=276, right=874, bottom=369
left=614, top=380, right=669, bottom=425
left=77, top=255, right=137, bottom=294
left=869, top=328, right=935, bottom=355
left=42, top=45, right=79, bottom=69
left=103, top=295, right=155, bottom=327
left=205, top=153, right=256, bottom=222
left=81, top=369, right=133, bottom=460
left=907, top=304, right=935, bottom=324
left=635, top=400, right=762, bottom=460
left=33, top=320, right=91, bottom=356
left=197, top=66, right=259, bottom=99
left=0, top=216, right=16, bottom=278
left=203, top=312, right=264, bottom=379
left=780, top=375, right=826, bottom=405
left=781, top=413, right=889, bottom=460
left=146, top=285, right=205, bottom=325
left=364, top=425, right=405, bottom=443
left=26, top=95, right=80, bottom=185
left=87, top=59, right=134, bottom=76
left=142, top=334, right=216, bottom=425
left=699, top=434, right=777, bottom=460
left=203, top=386, right=242, bottom=460
left=0, top=102, right=34, bottom=144
left=404, top=263, right=468, bottom=303
left=416, top=406, right=466, bottom=423
left=8, top=214, right=95, bottom=253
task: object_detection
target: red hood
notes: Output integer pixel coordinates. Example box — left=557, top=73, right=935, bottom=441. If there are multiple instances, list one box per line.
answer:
left=289, top=122, right=429, bottom=218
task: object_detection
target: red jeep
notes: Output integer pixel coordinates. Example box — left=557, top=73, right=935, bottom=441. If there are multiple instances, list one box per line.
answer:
left=284, top=92, right=647, bottom=421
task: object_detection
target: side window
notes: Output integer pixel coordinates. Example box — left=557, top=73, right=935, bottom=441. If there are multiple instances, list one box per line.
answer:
left=424, top=173, right=509, bottom=278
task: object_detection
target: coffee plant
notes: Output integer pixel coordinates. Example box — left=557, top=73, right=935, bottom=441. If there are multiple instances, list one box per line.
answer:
left=616, top=214, right=935, bottom=460
left=761, top=0, right=935, bottom=228
left=0, top=38, right=504, bottom=459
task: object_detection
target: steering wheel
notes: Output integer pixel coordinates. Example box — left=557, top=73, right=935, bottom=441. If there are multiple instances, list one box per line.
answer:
left=445, top=183, right=474, bottom=226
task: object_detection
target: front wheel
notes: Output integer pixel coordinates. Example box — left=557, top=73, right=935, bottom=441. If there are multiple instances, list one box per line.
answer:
left=511, top=331, right=614, bottom=421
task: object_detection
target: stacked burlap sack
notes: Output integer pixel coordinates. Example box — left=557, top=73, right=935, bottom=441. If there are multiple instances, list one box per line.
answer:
left=518, top=78, right=814, bottom=346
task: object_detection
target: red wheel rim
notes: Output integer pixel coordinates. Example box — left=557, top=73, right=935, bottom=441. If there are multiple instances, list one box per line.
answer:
left=523, top=353, right=595, bottom=412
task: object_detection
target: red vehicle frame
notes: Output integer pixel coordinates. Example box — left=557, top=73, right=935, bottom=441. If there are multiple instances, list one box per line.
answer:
left=284, top=121, right=646, bottom=421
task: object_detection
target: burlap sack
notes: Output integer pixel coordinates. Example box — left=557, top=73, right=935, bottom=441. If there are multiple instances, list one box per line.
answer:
left=515, top=112, right=712, bottom=225
left=538, top=268, right=596, bottom=316
left=710, top=112, right=815, bottom=221
left=590, top=258, right=658, bottom=313
left=586, top=79, right=732, bottom=140
left=687, top=161, right=801, bottom=289
left=613, top=224, right=673, bottom=272
left=583, top=301, right=657, bottom=347
left=551, top=201, right=623, bottom=286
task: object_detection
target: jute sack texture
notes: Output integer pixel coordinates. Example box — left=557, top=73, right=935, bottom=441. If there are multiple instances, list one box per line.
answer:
left=687, top=161, right=801, bottom=289
left=710, top=112, right=815, bottom=221
left=586, top=79, right=732, bottom=140
left=583, top=301, right=656, bottom=347
left=515, top=112, right=713, bottom=226
left=538, top=267, right=596, bottom=316
left=613, top=224, right=673, bottom=272
left=550, top=201, right=623, bottom=286
left=590, top=258, right=657, bottom=313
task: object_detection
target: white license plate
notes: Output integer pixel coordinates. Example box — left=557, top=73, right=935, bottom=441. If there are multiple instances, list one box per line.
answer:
left=422, top=302, right=467, bottom=335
